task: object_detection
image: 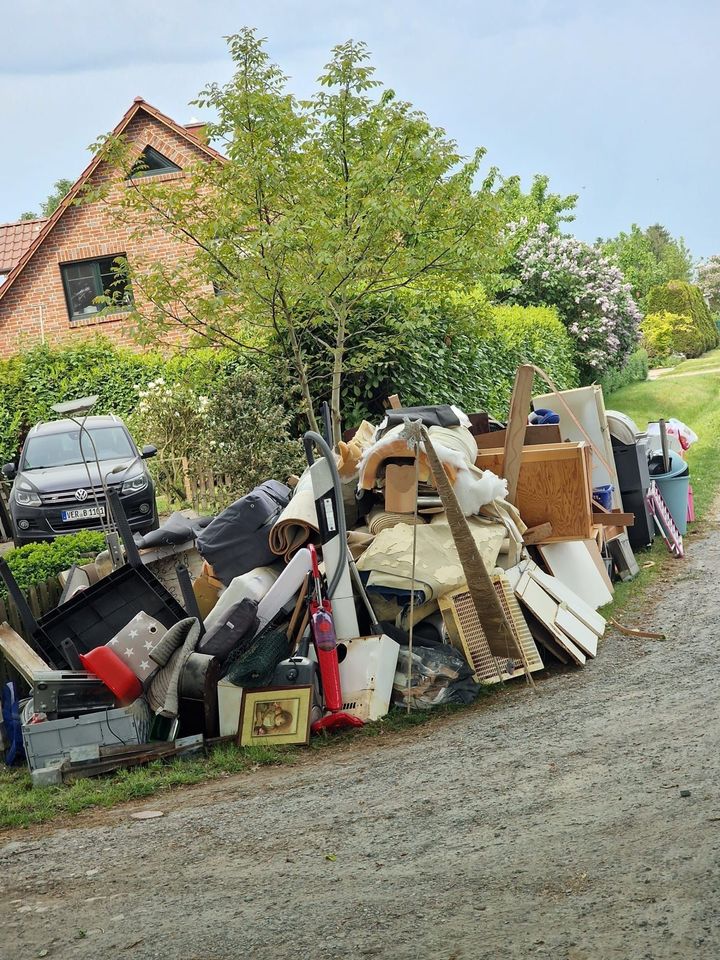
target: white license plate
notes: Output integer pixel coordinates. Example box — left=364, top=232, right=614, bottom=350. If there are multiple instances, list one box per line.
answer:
left=61, top=506, right=106, bottom=522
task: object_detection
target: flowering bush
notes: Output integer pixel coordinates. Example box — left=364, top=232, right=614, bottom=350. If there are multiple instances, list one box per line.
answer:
left=508, top=224, right=642, bottom=379
left=128, top=366, right=303, bottom=504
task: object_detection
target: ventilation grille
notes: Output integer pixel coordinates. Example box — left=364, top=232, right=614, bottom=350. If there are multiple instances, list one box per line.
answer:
left=439, top=576, right=544, bottom=683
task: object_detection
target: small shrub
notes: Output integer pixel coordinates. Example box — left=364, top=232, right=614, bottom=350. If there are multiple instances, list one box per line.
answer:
left=600, top=348, right=649, bottom=395
left=641, top=311, right=697, bottom=360
left=2, top=531, right=106, bottom=597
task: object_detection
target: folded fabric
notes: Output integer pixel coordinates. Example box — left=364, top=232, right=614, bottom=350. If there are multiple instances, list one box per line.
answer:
left=356, top=517, right=506, bottom=602
left=269, top=468, right=319, bottom=562
left=347, top=528, right=375, bottom=560
left=148, top=618, right=202, bottom=718
left=198, top=481, right=291, bottom=584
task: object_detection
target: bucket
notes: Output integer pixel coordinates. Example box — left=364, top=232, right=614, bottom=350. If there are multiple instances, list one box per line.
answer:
left=655, top=474, right=690, bottom=535
left=592, top=484, right=614, bottom=511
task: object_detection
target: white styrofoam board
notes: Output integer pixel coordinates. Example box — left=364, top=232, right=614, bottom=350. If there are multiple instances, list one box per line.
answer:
left=514, top=576, right=587, bottom=666
left=556, top=606, right=598, bottom=658
left=538, top=541, right=613, bottom=610
left=529, top=566, right=606, bottom=637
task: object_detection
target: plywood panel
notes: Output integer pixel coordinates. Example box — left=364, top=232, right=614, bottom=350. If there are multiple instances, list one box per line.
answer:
left=476, top=443, right=593, bottom=541
left=537, top=541, right=613, bottom=610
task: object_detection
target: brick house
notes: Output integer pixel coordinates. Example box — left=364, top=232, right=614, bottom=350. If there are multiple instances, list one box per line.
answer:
left=0, top=98, right=223, bottom=358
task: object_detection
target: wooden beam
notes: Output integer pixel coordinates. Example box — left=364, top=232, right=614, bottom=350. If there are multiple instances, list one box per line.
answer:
left=0, top=622, right=48, bottom=682
left=386, top=394, right=402, bottom=410
left=522, top=522, right=554, bottom=545
left=593, top=512, right=634, bottom=527
left=502, top=365, right=537, bottom=505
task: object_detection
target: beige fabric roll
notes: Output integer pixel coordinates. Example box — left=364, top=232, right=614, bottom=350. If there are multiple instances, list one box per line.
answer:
left=269, top=468, right=319, bottom=561
left=367, top=506, right=427, bottom=535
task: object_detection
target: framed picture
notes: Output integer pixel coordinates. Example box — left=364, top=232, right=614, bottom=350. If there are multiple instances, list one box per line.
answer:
left=237, top=685, right=313, bottom=747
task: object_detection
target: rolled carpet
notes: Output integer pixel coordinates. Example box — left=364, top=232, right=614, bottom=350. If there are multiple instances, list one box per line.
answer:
left=268, top=468, right=319, bottom=562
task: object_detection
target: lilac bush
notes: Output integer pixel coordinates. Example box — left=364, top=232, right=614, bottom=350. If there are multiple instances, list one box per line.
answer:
left=508, top=224, right=642, bottom=379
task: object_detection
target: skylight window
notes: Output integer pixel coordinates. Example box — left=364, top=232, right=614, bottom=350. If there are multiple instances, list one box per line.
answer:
left=128, top=146, right=181, bottom=179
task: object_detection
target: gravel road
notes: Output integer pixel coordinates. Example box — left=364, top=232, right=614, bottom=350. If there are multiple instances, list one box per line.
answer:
left=2, top=520, right=719, bottom=960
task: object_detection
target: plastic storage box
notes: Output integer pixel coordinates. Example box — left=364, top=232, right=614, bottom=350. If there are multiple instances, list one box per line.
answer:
left=22, top=698, right=151, bottom=771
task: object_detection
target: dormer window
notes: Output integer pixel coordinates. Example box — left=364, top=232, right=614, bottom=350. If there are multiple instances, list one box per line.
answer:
left=128, top=146, right=181, bottom=179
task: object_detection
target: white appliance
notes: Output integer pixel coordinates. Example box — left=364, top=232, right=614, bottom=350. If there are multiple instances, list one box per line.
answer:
left=335, top=634, right=400, bottom=721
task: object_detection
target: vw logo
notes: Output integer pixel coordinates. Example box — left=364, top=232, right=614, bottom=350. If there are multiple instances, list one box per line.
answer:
left=74, top=488, right=89, bottom=502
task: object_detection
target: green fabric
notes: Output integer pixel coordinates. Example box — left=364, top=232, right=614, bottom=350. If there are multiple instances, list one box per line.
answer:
left=224, top=626, right=290, bottom=688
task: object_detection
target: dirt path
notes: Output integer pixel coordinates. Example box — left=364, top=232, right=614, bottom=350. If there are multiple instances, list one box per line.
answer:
left=649, top=365, right=720, bottom=380
left=2, top=526, right=720, bottom=960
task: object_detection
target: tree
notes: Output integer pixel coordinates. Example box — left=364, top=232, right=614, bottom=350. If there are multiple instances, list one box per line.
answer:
left=19, top=178, right=73, bottom=221
left=643, top=223, right=693, bottom=282
left=697, top=255, right=720, bottom=313
left=89, top=30, right=503, bottom=441
left=599, top=223, right=694, bottom=308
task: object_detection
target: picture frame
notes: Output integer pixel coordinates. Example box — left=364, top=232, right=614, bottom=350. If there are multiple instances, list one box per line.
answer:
left=237, top=685, right=313, bottom=747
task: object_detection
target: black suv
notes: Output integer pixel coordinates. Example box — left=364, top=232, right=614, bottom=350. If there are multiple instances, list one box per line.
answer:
left=3, top=415, right=159, bottom=546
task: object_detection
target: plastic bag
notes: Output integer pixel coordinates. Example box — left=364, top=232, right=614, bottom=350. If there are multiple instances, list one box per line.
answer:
left=393, top=643, right=479, bottom=710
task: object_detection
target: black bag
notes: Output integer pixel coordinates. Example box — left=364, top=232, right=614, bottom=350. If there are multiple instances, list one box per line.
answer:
left=198, top=598, right=259, bottom=660
left=197, top=480, right=291, bottom=584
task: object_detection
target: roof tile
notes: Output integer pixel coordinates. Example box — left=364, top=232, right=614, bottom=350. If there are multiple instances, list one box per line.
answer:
left=0, top=218, right=47, bottom=274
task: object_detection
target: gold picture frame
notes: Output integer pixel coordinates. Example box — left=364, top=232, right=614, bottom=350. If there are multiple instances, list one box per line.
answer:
left=237, top=685, right=312, bottom=747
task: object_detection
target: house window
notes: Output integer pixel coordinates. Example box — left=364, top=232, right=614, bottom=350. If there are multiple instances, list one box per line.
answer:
left=128, top=146, right=181, bottom=179
left=60, top=255, right=132, bottom=321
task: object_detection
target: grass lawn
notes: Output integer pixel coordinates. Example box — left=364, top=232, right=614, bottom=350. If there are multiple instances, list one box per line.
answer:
left=656, top=347, right=720, bottom=377
left=2, top=352, right=720, bottom=831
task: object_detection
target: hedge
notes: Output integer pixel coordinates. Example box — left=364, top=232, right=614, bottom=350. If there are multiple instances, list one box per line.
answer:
left=0, top=531, right=106, bottom=599
left=0, top=300, right=580, bottom=471
left=644, top=281, right=718, bottom=357
left=338, top=293, right=579, bottom=423
left=0, top=338, right=262, bottom=465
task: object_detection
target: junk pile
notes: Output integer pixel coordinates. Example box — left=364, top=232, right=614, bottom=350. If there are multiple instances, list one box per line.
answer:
left=0, top=366, right=698, bottom=785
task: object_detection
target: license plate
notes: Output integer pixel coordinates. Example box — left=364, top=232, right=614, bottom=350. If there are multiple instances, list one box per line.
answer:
left=61, top=506, right=106, bottom=522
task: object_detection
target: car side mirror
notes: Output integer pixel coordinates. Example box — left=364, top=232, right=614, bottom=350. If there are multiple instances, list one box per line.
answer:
left=141, top=444, right=158, bottom=460
left=2, top=462, right=16, bottom=480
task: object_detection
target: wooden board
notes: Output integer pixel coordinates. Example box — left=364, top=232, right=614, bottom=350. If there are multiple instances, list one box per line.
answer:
left=476, top=443, right=593, bottom=542
left=537, top=541, right=613, bottom=610
left=475, top=424, right=562, bottom=451
left=0, top=622, right=49, bottom=682
left=583, top=538, right=614, bottom=592
left=502, top=365, right=536, bottom=505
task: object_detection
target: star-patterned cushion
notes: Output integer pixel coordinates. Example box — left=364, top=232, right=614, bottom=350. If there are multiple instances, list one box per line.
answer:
left=105, top=611, right=164, bottom=685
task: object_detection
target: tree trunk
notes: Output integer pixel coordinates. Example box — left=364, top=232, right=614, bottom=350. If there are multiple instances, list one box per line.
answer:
left=283, top=309, right=319, bottom=434
left=330, top=302, right=347, bottom=447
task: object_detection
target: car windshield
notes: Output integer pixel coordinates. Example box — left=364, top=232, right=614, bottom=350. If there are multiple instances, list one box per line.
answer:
left=22, top=426, right=135, bottom=470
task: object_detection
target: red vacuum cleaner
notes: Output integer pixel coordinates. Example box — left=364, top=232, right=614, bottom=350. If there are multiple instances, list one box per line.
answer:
left=308, top=544, right=363, bottom=733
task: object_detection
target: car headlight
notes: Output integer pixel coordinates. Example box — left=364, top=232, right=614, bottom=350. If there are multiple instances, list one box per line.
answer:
left=121, top=474, right=148, bottom=495
left=16, top=489, right=42, bottom=507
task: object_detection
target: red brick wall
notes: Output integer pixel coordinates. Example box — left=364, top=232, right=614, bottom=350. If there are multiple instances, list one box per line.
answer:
left=0, top=112, right=212, bottom=358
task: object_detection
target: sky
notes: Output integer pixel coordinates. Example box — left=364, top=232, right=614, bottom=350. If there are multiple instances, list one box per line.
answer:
left=1, top=0, right=718, bottom=259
